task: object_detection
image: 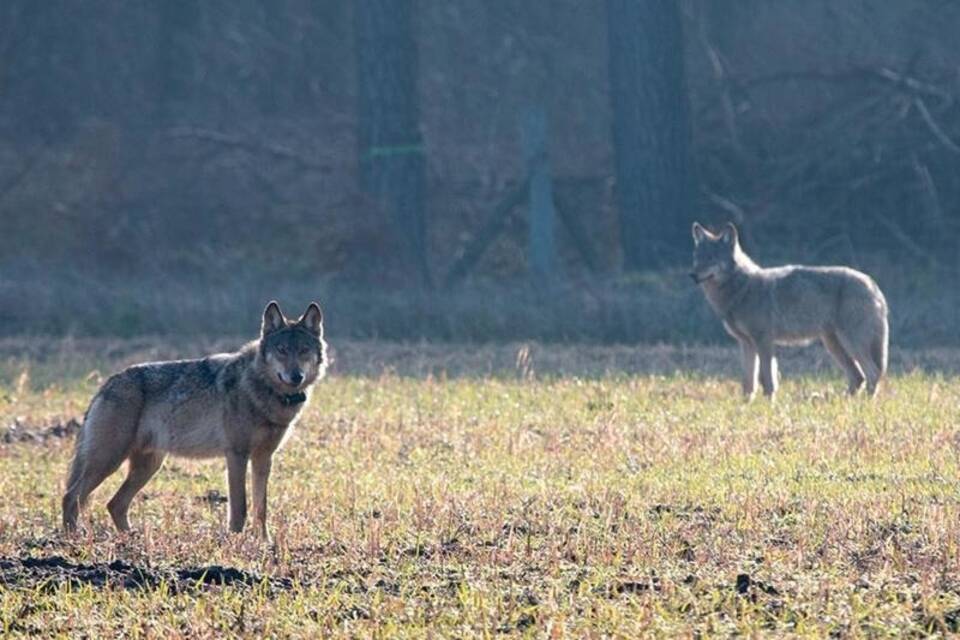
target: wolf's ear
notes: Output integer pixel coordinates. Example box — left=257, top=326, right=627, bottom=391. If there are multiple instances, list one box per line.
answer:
left=692, top=222, right=708, bottom=245
left=261, top=301, right=286, bottom=335
left=720, top=222, right=739, bottom=246
left=297, top=302, right=323, bottom=336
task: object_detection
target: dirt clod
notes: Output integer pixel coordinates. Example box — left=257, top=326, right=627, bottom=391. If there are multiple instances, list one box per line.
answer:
left=0, top=555, right=291, bottom=593
left=1, top=418, right=81, bottom=445
left=735, top=573, right=780, bottom=598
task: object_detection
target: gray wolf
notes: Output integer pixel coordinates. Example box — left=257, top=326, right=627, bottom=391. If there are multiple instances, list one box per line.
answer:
left=690, top=222, right=888, bottom=399
left=62, top=301, right=327, bottom=537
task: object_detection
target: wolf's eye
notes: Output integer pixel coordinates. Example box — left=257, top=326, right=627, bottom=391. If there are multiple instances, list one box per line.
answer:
left=276, top=345, right=288, bottom=355
left=298, top=348, right=309, bottom=356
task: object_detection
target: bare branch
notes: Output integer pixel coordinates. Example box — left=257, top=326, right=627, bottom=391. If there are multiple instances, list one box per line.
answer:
left=913, top=98, right=960, bottom=154
left=165, top=127, right=332, bottom=173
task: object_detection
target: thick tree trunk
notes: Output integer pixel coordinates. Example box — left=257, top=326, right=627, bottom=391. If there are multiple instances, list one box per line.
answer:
left=155, top=0, right=198, bottom=123
left=11, top=1, right=83, bottom=139
left=355, top=0, right=430, bottom=286
left=606, top=0, right=693, bottom=270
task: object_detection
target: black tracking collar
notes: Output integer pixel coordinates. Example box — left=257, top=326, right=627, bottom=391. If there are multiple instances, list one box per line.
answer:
left=279, top=391, right=307, bottom=406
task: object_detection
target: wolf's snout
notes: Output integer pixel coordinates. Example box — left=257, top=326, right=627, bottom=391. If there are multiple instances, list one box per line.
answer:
left=289, top=370, right=305, bottom=386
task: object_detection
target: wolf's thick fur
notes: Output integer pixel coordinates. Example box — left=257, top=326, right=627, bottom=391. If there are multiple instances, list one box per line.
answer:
left=62, top=301, right=327, bottom=536
left=691, top=223, right=888, bottom=399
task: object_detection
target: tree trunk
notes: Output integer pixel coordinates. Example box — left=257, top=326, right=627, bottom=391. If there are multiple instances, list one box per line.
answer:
left=11, top=1, right=83, bottom=139
left=606, top=0, right=693, bottom=270
left=155, top=0, right=199, bottom=123
left=354, top=0, right=430, bottom=286
left=523, top=106, right=557, bottom=283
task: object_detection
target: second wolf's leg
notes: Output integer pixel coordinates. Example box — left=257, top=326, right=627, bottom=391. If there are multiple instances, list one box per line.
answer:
left=739, top=340, right=759, bottom=400
left=107, top=451, right=165, bottom=531
left=822, top=331, right=865, bottom=395
left=226, top=451, right=249, bottom=533
left=836, top=331, right=881, bottom=397
left=756, top=340, right=778, bottom=398
left=251, top=451, right=272, bottom=539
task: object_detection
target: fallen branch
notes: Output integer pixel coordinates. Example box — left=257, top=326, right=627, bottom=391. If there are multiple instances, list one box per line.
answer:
left=914, top=98, right=960, bottom=153
left=445, top=180, right=529, bottom=288
left=166, top=127, right=332, bottom=173
left=736, top=67, right=955, bottom=102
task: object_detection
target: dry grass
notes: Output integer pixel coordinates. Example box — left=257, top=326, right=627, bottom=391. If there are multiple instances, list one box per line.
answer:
left=1, top=340, right=960, bottom=636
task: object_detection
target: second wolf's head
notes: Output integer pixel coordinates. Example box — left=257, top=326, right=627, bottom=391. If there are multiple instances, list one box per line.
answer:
left=257, top=301, right=327, bottom=391
left=690, top=222, right=743, bottom=285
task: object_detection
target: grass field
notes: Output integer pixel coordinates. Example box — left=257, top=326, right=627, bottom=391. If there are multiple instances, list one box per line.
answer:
left=1, top=340, right=960, bottom=636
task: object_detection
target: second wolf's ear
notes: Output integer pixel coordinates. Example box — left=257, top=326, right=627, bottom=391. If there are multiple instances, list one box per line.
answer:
left=692, top=222, right=708, bottom=245
left=262, top=301, right=286, bottom=335
left=721, top=222, right=739, bottom=246
left=297, top=302, right=323, bottom=336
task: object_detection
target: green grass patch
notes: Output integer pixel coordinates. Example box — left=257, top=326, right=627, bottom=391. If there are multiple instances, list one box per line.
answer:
left=1, top=346, right=959, bottom=636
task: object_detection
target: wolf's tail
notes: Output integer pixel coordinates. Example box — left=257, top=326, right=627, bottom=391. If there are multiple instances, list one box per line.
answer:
left=61, top=410, right=89, bottom=531
left=871, top=320, right=889, bottom=378
left=871, top=289, right=889, bottom=378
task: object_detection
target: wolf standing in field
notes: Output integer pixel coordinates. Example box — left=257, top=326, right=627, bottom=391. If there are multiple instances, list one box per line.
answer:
left=62, top=301, right=327, bottom=537
left=690, top=222, right=888, bottom=399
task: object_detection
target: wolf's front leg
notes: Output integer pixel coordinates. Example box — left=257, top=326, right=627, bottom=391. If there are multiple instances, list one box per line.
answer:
left=757, top=341, right=778, bottom=398
left=739, top=340, right=759, bottom=401
left=226, top=450, right=249, bottom=532
left=251, top=451, right=272, bottom=539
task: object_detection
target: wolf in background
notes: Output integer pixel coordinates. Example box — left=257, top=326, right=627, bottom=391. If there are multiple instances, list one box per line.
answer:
left=62, top=301, right=327, bottom=537
left=690, top=222, right=888, bottom=399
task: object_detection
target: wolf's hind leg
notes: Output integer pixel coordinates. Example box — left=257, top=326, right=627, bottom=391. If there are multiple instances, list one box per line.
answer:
left=836, top=331, right=881, bottom=397
left=66, top=447, right=129, bottom=528
left=822, top=331, right=865, bottom=395
left=107, top=451, right=165, bottom=531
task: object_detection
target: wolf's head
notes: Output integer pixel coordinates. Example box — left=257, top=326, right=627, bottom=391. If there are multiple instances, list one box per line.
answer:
left=690, top=222, right=740, bottom=285
left=258, top=301, right=327, bottom=392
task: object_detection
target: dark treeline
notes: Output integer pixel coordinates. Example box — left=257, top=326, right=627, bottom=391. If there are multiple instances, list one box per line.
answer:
left=1, top=1, right=960, bottom=340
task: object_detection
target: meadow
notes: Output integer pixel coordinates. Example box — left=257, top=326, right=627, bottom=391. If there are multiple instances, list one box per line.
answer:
left=1, top=339, right=959, bottom=637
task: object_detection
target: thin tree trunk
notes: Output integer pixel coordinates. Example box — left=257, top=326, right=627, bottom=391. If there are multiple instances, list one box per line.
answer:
left=606, top=0, right=693, bottom=270
left=523, top=106, right=557, bottom=283
left=355, top=0, right=430, bottom=286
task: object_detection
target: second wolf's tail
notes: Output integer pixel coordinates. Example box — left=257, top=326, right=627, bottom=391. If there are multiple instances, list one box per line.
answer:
left=871, top=290, right=889, bottom=377
left=871, top=322, right=888, bottom=378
